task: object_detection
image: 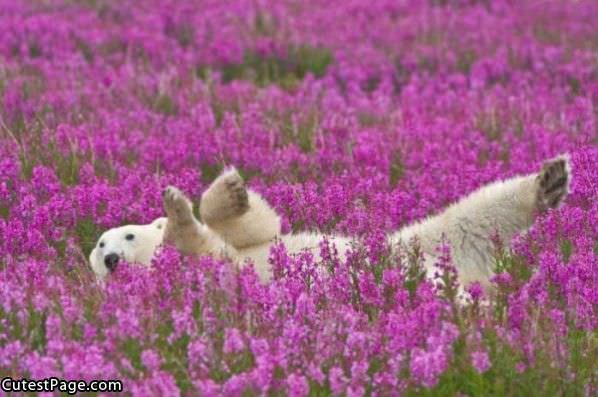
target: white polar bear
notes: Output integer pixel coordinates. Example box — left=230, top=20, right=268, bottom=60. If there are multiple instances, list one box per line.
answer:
left=90, top=156, right=571, bottom=291
left=89, top=217, right=167, bottom=278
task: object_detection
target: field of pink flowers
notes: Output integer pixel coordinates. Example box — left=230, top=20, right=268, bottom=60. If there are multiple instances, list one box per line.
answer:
left=0, top=0, right=596, bottom=395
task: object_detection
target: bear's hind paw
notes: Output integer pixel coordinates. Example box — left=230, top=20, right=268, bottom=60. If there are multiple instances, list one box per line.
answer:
left=536, top=155, right=570, bottom=211
left=223, top=171, right=249, bottom=216
left=200, top=168, right=249, bottom=223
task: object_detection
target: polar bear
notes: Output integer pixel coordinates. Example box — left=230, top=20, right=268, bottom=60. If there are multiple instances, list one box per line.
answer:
left=89, top=217, right=168, bottom=278
left=90, top=156, right=570, bottom=290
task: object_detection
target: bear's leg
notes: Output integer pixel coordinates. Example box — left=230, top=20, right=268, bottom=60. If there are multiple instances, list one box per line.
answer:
left=200, top=168, right=281, bottom=249
left=391, top=154, right=571, bottom=291
left=163, top=186, right=236, bottom=259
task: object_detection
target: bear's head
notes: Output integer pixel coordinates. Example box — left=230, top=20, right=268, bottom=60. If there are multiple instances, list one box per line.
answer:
left=89, top=217, right=167, bottom=278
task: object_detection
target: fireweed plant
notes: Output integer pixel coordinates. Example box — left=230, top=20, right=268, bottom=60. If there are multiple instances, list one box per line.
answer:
left=0, top=0, right=596, bottom=395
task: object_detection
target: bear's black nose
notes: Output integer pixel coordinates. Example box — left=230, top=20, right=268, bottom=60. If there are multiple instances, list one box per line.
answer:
left=104, top=253, right=120, bottom=272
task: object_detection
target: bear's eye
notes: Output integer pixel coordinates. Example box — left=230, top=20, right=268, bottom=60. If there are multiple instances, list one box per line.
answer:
left=99, top=241, right=105, bottom=248
left=125, top=234, right=135, bottom=241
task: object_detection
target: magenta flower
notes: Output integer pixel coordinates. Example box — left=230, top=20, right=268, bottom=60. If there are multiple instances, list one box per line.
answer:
left=410, top=346, right=449, bottom=388
left=287, top=373, right=309, bottom=397
left=223, top=327, right=245, bottom=354
left=141, top=350, right=162, bottom=372
left=471, top=351, right=491, bottom=374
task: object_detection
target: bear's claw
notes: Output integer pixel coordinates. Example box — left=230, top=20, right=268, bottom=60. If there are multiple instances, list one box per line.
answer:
left=536, top=155, right=570, bottom=210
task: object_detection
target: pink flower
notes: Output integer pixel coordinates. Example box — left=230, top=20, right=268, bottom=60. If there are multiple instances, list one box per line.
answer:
left=410, top=346, right=449, bottom=388
left=471, top=351, right=491, bottom=374
left=287, top=373, right=309, bottom=397
left=329, top=366, right=347, bottom=394
left=223, top=328, right=245, bottom=354
left=141, top=350, right=162, bottom=372
left=466, top=282, right=484, bottom=301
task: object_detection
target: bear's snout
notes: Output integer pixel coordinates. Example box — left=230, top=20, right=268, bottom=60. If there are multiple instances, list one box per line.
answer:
left=104, top=253, right=120, bottom=272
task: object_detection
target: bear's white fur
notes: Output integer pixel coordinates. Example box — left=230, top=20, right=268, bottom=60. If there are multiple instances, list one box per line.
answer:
left=90, top=156, right=571, bottom=291
left=90, top=217, right=167, bottom=278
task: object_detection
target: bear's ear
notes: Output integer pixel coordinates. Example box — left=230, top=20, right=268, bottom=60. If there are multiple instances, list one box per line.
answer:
left=152, top=217, right=167, bottom=230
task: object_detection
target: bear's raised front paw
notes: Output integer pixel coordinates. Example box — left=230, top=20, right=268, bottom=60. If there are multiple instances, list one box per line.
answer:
left=163, top=186, right=194, bottom=224
left=223, top=171, right=249, bottom=216
left=200, top=168, right=250, bottom=223
left=536, top=155, right=570, bottom=210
